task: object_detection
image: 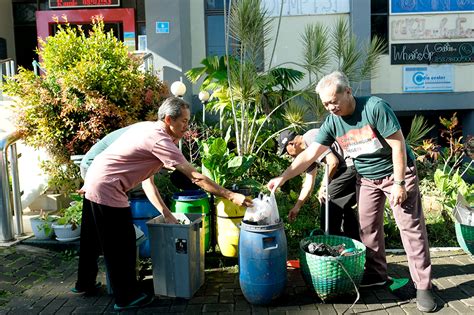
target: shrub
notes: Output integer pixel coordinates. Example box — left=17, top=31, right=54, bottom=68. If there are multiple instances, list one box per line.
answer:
left=4, top=16, right=169, bottom=191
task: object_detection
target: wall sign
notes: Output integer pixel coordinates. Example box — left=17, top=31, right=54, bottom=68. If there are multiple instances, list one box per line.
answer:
left=390, top=0, right=474, bottom=15
left=156, top=21, right=170, bottom=34
left=262, top=0, right=350, bottom=17
left=390, top=15, right=474, bottom=41
left=403, top=65, right=454, bottom=93
left=391, top=42, right=474, bottom=64
left=49, top=0, right=120, bottom=9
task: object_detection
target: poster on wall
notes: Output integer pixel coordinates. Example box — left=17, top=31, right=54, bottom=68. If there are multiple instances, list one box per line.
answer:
left=123, top=32, right=135, bottom=52
left=262, top=0, right=350, bottom=17
left=390, top=0, right=474, bottom=15
left=403, top=65, right=454, bottom=92
left=390, top=14, right=474, bottom=41
left=391, top=41, right=474, bottom=64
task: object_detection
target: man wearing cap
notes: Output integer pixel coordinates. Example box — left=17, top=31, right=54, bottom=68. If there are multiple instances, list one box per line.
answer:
left=278, top=129, right=359, bottom=241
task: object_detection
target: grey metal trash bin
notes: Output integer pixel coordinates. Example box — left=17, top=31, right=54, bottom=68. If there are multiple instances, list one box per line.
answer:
left=147, top=213, right=205, bottom=298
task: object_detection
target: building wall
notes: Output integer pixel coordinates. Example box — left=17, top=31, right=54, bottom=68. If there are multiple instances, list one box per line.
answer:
left=151, top=0, right=473, bottom=135
left=370, top=8, right=474, bottom=137
left=265, top=14, right=349, bottom=90
left=372, top=12, right=474, bottom=94
left=0, top=1, right=16, bottom=60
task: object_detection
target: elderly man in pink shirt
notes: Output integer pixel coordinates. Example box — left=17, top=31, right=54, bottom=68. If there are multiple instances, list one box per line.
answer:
left=74, top=97, right=252, bottom=311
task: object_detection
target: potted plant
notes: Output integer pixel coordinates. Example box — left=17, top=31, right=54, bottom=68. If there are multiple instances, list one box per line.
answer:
left=30, top=210, right=59, bottom=239
left=199, top=128, right=256, bottom=257
left=52, top=194, right=83, bottom=241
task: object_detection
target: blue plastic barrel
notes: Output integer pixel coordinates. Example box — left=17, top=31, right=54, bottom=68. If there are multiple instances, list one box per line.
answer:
left=239, top=220, right=287, bottom=305
left=130, top=197, right=160, bottom=258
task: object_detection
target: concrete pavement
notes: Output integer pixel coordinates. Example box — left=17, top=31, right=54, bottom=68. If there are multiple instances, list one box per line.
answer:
left=1, top=244, right=474, bottom=314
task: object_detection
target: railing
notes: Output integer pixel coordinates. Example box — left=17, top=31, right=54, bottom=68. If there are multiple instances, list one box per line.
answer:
left=32, top=60, right=46, bottom=76
left=0, top=58, right=15, bottom=100
left=0, top=131, right=23, bottom=242
left=132, top=52, right=154, bottom=73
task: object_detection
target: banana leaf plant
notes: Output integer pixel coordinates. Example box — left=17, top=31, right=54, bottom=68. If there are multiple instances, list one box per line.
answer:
left=199, top=127, right=256, bottom=189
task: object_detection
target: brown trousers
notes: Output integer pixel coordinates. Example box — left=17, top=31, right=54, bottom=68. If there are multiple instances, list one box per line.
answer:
left=357, top=165, right=432, bottom=290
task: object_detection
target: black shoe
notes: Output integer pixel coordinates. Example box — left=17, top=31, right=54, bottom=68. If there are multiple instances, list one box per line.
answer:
left=114, top=292, right=154, bottom=311
left=70, top=282, right=102, bottom=295
left=359, top=274, right=387, bottom=288
left=416, top=289, right=437, bottom=312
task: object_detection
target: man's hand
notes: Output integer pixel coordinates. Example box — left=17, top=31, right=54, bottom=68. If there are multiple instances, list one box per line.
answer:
left=230, top=192, right=253, bottom=207
left=267, top=176, right=285, bottom=193
left=288, top=206, right=300, bottom=222
left=163, top=211, right=179, bottom=224
left=390, top=184, right=407, bottom=206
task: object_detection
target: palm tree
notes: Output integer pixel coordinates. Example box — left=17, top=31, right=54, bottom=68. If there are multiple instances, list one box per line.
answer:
left=188, top=0, right=386, bottom=157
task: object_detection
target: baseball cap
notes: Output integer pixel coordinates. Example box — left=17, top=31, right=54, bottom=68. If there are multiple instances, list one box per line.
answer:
left=277, top=130, right=297, bottom=155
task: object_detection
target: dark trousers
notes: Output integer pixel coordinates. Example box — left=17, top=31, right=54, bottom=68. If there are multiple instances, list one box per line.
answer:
left=319, top=165, right=360, bottom=241
left=76, top=198, right=139, bottom=305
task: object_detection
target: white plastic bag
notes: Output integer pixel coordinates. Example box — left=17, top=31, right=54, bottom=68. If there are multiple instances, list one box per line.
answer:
left=453, top=193, right=474, bottom=226
left=244, top=192, right=280, bottom=225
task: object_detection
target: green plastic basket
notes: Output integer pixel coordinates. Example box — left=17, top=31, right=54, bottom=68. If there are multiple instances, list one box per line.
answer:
left=455, top=222, right=474, bottom=255
left=299, top=233, right=366, bottom=301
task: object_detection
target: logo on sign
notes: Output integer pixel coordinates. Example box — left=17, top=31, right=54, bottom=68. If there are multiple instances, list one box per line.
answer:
left=156, top=21, right=169, bottom=34
left=412, top=72, right=426, bottom=85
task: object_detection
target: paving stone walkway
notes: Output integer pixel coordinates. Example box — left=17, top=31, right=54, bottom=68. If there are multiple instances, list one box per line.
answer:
left=1, top=245, right=474, bottom=314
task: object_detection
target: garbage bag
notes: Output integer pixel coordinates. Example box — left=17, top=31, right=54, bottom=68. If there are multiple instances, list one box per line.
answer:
left=244, top=192, right=279, bottom=225
left=453, top=193, right=474, bottom=226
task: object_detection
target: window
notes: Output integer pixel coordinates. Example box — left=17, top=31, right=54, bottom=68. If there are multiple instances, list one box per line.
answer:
left=371, top=0, right=389, bottom=54
left=205, top=0, right=231, bottom=57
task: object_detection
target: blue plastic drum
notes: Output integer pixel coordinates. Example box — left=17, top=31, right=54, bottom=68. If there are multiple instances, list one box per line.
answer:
left=239, top=220, right=287, bottom=305
left=130, top=197, right=160, bottom=258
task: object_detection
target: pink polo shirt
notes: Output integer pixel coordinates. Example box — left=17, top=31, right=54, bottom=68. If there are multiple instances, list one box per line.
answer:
left=83, top=121, right=187, bottom=207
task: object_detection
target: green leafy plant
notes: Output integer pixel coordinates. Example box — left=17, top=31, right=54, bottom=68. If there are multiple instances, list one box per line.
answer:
left=57, top=194, right=83, bottom=229
left=35, top=210, right=58, bottom=236
left=3, top=16, right=168, bottom=192
left=199, top=128, right=255, bottom=188
left=187, top=1, right=386, bottom=158
left=406, top=115, right=435, bottom=155
left=422, top=113, right=474, bottom=213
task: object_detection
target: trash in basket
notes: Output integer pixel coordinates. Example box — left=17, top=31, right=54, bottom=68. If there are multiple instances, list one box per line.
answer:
left=299, top=233, right=366, bottom=301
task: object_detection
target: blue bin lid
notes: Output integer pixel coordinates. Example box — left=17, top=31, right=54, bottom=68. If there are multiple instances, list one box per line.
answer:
left=130, top=198, right=161, bottom=218
left=172, top=189, right=208, bottom=201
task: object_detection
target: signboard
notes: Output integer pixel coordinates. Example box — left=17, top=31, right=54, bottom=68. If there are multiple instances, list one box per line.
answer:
left=390, top=0, right=474, bottom=15
left=403, top=65, right=454, bottom=93
left=262, top=0, right=350, bottom=17
left=156, top=21, right=170, bottom=34
left=391, top=41, right=474, bottom=64
left=49, top=0, right=120, bottom=9
left=391, top=15, right=474, bottom=41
